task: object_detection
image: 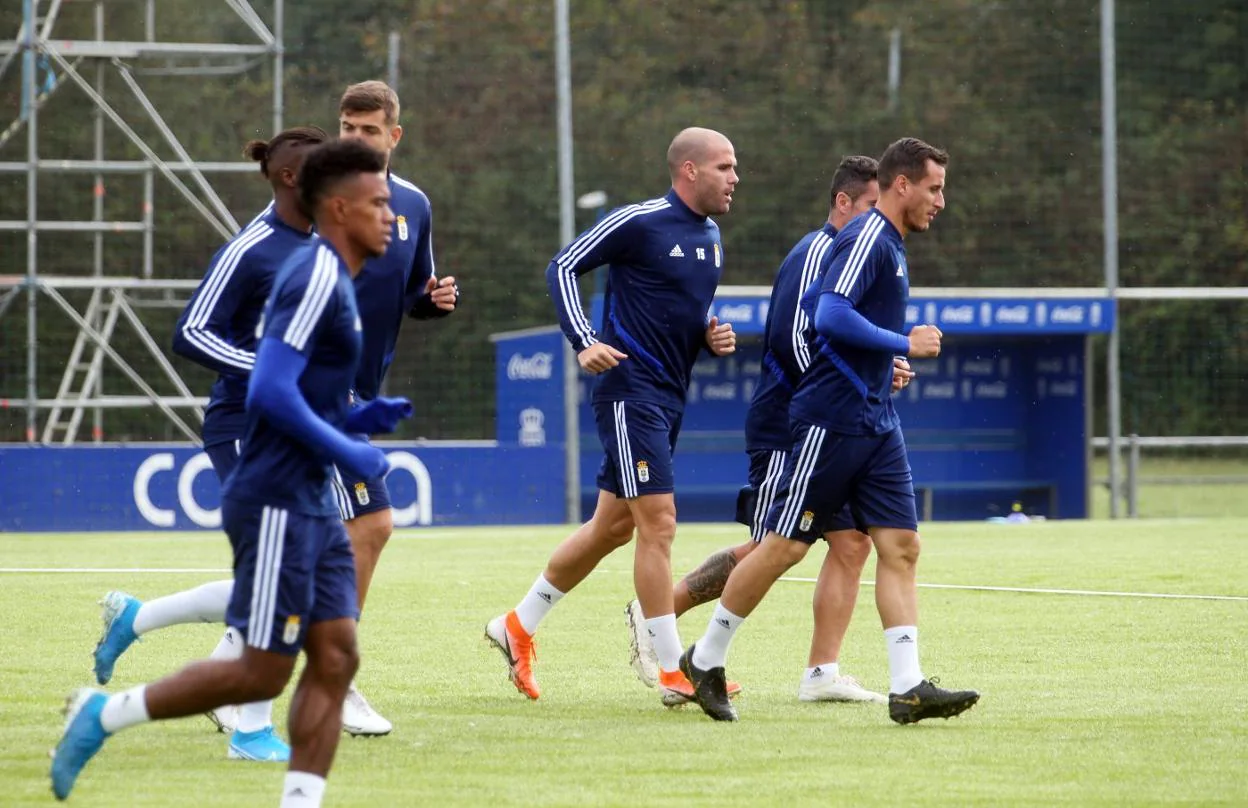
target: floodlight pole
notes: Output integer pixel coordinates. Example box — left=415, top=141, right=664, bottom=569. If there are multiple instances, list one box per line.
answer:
left=1101, top=0, right=1122, bottom=518
left=273, top=0, right=284, bottom=133
left=23, top=0, right=38, bottom=442
left=555, top=0, right=580, bottom=524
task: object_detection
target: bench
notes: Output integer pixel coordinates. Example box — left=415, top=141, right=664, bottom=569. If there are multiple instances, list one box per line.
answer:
left=913, top=480, right=1056, bottom=522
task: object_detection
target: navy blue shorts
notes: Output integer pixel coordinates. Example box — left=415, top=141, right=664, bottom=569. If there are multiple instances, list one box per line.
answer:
left=332, top=436, right=390, bottom=521
left=763, top=424, right=917, bottom=543
left=222, top=498, right=359, bottom=655
left=738, top=448, right=855, bottom=542
left=204, top=440, right=241, bottom=483
left=592, top=400, right=683, bottom=499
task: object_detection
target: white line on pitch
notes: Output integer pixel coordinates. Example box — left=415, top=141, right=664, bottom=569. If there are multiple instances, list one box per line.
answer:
left=778, top=576, right=1248, bottom=602
left=0, top=568, right=229, bottom=574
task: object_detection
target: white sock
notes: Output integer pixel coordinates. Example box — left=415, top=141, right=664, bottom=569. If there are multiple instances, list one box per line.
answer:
left=205, top=627, right=251, bottom=728
left=513, top=575, right=564, bottom=635
left=884, top=625, right=924, bottom=694
left=209, top=627, right=244, bottom=661
left=235, top=700, right=275, bottom=734
left=691, top=604, right=744, bottom=671
left=644, top=613, right=683, bottom=673
left=280, top=771, right=326, bottom=808
left=99, top=685, right=150, bottom=733
left=804, top=662, right=839, bottom=682
left=133, top=579, right=233, bottom=635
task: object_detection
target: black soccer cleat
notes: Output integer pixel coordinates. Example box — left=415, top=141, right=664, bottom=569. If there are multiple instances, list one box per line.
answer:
left=888, top=678, right=980, bottom=725
left=678, top=644, right=738, bottom=722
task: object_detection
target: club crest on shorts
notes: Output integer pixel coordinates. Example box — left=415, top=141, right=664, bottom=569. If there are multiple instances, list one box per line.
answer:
left=283, top=615, right=301, bottom=645
left=396, top=215, right=409, bottom=241
left=636, top=460, right=650, bottom=483
left=800, top=510, right=815, bottom=531
left=354, top=481, right=370, bottom=506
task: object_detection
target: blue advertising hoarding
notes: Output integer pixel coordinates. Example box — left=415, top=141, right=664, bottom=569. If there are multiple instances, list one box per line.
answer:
left=0, top=292, right=1112, bottom=532
left=701, top=293, right=1114, bottom=337
left=0, top=442, right=565, bottom=532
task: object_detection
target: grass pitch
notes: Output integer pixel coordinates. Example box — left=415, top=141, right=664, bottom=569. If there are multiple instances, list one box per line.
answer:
left=1, top=520, right=1245, bottom=806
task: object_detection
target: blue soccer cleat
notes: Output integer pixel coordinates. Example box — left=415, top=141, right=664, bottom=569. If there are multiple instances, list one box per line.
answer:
left=93, top=591, right=141, bottom=685
left=227, top=726, right=291, bottom=762
left=50, top=689, right=112, bottom=801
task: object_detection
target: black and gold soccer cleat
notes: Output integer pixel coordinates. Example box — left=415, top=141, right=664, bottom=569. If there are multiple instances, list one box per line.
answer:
left=888, top=678, right=980, bottom=725
left=678, top=645, right=738, bottom=722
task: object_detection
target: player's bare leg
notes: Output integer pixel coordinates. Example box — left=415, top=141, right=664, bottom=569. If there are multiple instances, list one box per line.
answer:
left=285, top=617, right=359, bottom=788
left=623, top=492, right=698, bottom=703
left=486, top=491, right=634, bottom=699
left=719, top=532, right=810, bottom=617
left=808, top=531, right=870, bottom=665
left=800, top=530, right=884, bottom=703
left=681, top=532, right=811, bottom=720
left=143, top=647, right=294, bottom=719
left=673, top=541, right=755, bottom=617
left=345, top=509, right=393, bottom=609
left=870, top=527, right=978, bottom=723
left=627, top=493, right=678, bottom=627
left=340, top=508, right=394, bottom=736
left=545, top=492, right=636, bottom=592
left=869, top=527, right=920, bottom=630
left=627, top=539, right=753, bottom=688
left=50, top=647, right=298, bottom=799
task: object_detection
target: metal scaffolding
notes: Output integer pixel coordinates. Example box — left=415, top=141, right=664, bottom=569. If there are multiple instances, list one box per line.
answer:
left=0, top=0, right=284, bottom=443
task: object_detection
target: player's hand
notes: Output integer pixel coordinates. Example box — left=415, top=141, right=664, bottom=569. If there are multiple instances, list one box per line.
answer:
left=340, top=441, right=390, bottom=480
left=578, top=342, right=628, bottom=374
left=344, top=396, right=414, bottom=435
left=907, top=324, right=943, bottom=359
left=706, top=316, right=736, bottom=356
left=425, top=275, right=459, bottom=312
left=891, top=356, right=915, bottom=393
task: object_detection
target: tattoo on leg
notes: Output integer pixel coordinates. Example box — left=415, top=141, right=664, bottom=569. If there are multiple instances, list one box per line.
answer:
left=684, top=550, right=739, bottom=606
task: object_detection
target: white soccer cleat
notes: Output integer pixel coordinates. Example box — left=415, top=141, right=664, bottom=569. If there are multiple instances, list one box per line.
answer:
left=342, top=683, right=392, bottom=737
left=205, top=705, right=238, bottom=733
left=798, top=671, right=888, bottom=704
left=625, top=599, right=659, bottom=689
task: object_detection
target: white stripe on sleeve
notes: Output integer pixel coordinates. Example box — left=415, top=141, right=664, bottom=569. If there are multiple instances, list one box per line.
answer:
left=180, top=223, right=273, bottom=370
left=283, top=247, right=337, bottom=351
left=553, top=199, right=670, bottom=347
left=833, top=215, right=885, bottom=297
left=792, top=231, right=832, bottom=373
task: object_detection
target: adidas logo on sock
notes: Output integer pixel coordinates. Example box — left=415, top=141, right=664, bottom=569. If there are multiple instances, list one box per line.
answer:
left=286, top=788, right=307, bottom=798
left=811, top=666, right=823, bottom=677
left=669, top=244, right=685, bottom=258
left=716, top=618, right=731, bottom=629
left=896, top=634, right=914, bottom=643
left=538, top=592, right=552, bottom=603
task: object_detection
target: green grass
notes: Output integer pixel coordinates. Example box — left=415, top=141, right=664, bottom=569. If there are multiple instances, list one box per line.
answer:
left=2, top=521, right=1246, bottom=806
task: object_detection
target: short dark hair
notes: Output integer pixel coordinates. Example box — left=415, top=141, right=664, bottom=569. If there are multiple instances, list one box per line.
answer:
left=877, top=138, right=948, bottom=189
left=297, top=140, right=388, bottom=218
left=242, top=126, right=329, bottom=178
left=339, top=80, right=401, bottom=126
left=829, top=155, right=879, bottom=207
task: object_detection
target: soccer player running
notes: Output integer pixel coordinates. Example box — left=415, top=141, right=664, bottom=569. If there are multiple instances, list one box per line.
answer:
left=51, top=139, right=413, bottom=805
left=90, top=126, right=328, bottom=763
left=91, top=81, right=457, bottom=739
left=331, top=80, right=458, bottom=735
left=626, top=156, right=913, bottom=705
left=680, top=138, right=980, bottom=723
left=485, top=127, right=739, bottom=706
